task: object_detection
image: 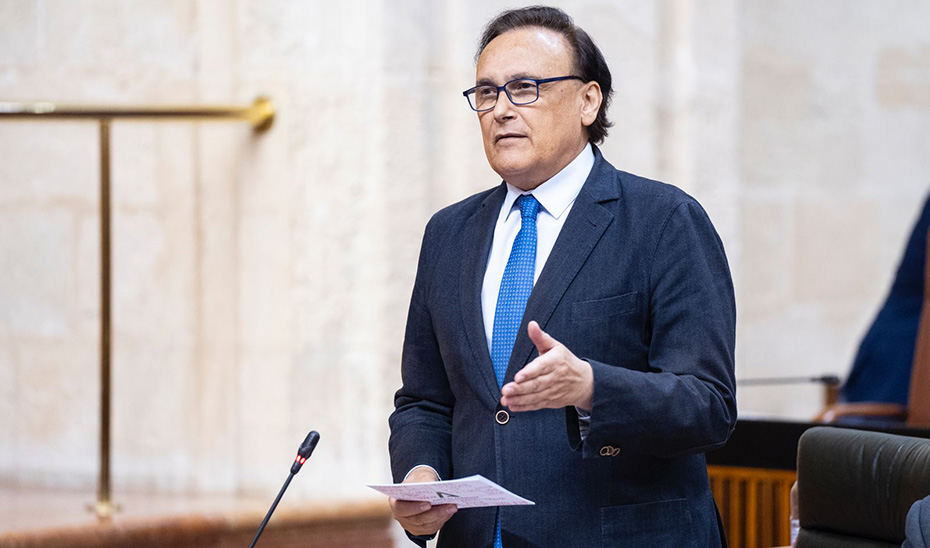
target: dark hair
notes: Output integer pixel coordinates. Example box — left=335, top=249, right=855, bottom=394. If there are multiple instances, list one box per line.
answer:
left=476, top=6, right=613, bottom=145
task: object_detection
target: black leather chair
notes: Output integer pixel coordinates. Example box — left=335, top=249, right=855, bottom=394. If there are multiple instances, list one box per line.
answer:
left=797, top=427, right=930, bottom=548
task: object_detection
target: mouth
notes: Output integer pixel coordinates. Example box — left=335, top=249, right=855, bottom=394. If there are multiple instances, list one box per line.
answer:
left=495, top=133, right=526, bottom=143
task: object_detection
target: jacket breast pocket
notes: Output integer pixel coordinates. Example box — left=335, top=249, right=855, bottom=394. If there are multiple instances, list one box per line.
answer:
left=601, top=498, right=696, bottom=548
left=570, top=292, right=644, bottom=366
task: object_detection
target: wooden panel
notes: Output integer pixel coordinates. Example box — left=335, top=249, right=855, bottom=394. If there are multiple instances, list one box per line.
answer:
left=746, top=478, right=758, bottom=548
left=708, top=465, right=796, bottom=548
left=728, top=477, right=742, bottom=544
left=0, top=499, right=393, bottom=548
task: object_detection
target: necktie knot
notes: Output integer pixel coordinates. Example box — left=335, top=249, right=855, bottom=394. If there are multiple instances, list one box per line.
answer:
left=516, top=194, right=540, bottom=221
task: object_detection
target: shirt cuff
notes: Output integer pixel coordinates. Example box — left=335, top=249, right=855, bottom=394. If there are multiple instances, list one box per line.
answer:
left=403, top=464, right=442, bottom=482
left=574, top=407, right=591, bottom=440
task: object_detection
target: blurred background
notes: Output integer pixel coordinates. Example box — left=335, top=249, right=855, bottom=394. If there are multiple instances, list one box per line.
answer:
left=1, top=0, right=929, bottom=542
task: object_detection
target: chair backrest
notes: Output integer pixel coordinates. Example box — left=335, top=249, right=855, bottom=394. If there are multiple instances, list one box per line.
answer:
left=797, top=427, right=930, bottom=548
left=907, top=233, right=930, bottom=428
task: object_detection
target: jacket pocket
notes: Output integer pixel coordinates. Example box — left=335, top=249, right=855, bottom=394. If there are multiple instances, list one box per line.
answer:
left=570, top=292, right=645, bottom=367
left=571, top=292, right=640, bottom=321
left=601, top=498, right=696, bottom=548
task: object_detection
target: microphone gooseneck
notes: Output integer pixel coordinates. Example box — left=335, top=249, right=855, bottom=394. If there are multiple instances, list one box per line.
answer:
left=248, top=430, right=321, bottom=548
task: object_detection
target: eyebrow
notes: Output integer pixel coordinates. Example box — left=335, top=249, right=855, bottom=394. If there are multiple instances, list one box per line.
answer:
left=475, top=73, right=539, bottom=86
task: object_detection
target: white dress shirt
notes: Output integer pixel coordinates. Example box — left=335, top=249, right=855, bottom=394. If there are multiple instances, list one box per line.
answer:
left=481, top=143, right=595, bottom=350
left=404, top=144, right=595, bottom=484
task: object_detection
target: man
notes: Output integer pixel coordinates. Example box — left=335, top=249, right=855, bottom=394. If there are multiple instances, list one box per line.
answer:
left=388, top=6, right=736, bottom=547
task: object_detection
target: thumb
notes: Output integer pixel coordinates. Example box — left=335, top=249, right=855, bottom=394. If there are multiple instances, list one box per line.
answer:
left=527, top=320, right=558, bottom=354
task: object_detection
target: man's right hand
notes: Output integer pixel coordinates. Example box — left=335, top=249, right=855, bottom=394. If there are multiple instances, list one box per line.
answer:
left=389, top=466, right=458, bottom=536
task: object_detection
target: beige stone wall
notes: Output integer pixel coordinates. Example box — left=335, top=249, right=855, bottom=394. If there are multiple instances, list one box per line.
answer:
left=1, top=0, right=929, bottom=503
left=737, top=0, right=930, bottom=416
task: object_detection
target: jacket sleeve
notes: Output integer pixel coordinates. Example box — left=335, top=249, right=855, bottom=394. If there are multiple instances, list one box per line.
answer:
left=388, top=216, right=456, bottom=484
left=568, top=200, right=737, bottom=458
left=902, top=496, right=930, bottom=548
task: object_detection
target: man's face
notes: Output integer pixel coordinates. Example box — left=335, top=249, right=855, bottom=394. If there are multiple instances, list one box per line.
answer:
left=475, top=27, right=591, bottom=190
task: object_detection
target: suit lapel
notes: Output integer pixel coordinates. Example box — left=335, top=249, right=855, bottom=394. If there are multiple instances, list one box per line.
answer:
left=505, top=152, right=619, bottom=383
left=460, top=185, right=507, bottom=401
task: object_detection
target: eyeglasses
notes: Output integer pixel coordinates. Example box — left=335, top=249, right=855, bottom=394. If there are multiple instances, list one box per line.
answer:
left=462, top=76, right=584, bottom=112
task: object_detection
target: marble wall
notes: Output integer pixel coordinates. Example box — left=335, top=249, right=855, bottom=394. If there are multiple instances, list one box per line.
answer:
left=0, top=0, right=928, bottom=504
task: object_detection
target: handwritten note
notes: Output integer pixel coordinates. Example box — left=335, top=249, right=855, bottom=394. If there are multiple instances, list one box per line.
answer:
left=367, top=475, right=535, bottom=508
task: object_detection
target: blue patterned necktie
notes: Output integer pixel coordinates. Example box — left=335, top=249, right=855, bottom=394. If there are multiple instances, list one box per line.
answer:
left=490, top=193, right=540, bottom=548
left=491, top=194, right=540, bottom=387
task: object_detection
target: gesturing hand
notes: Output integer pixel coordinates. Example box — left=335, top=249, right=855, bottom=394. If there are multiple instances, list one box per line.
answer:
left=500, top=321, right=594, bottom=412
left=388, top=466, right=457, bottom=537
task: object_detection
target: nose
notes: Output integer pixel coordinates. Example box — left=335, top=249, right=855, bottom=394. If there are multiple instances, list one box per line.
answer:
left=491, top=89, right=517, bottom=121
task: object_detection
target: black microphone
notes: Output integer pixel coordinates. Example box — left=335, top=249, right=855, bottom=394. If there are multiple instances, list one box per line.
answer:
left=290, top=430, right=320, bottom=474
left=248, top=430, right=321, bottom=548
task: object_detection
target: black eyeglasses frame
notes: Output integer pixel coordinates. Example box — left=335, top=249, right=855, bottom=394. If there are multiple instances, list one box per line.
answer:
left=462, top=76, right=584, bottom=112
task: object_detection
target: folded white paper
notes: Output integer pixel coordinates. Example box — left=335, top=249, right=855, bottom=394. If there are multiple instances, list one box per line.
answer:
left=367, top=475, right=535, bottom=508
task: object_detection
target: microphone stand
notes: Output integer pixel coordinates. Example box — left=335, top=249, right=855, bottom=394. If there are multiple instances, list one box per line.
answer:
left=248, top=473, right=295, bottom=548
left=248, top=431, right=320, bottom=548
left=738, top=374, right=842, bottom=406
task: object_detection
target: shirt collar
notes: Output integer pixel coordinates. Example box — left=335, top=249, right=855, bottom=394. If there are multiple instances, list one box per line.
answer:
left=501, top=142, right=595, bottom=222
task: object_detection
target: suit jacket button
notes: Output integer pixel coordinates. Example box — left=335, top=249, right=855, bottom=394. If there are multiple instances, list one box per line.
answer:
left=495, top=410, right=510, bottom=425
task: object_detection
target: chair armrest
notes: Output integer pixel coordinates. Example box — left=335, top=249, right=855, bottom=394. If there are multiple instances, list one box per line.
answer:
left=814, top=403, right=907, bottom=423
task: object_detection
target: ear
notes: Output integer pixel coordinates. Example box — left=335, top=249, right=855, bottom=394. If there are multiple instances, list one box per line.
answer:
left=579, top=81, right=602, bottom=128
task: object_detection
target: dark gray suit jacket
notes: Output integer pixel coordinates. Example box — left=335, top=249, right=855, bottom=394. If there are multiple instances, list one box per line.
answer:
left=904, top=496, right=930, bottom=548
left=389, top=147, right=737, bottom=547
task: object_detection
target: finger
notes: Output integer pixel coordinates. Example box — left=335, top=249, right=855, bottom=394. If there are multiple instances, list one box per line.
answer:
left=393, top=501, right=457, bottom=520
left=520, top=371, right=561, bottom=394
left=502, top=373, right=547, bottom=397
left=505, top=395, right=549, bottom=412
left=391, top=499, right=433, bottom=518
left=508, top=389, right=563, bottom=411
left=504, top=377, right=564, bottom=408
left=405, top=504, right=456, bottom=525
left=512, top=352, right=557, bottom=384
left=405, top=519, right=444, bottom=536
left=402, top=504, right=458, bottom=528
left=506, top=357, right=565, bottom=396
left=404, top=510, right=455, bottom=536
left=528, top=320, right=559, bottom=354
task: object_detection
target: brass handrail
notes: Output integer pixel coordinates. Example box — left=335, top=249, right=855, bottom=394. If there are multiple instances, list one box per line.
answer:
left=0, top=96, right=275, bottom=130
left=0, top=97, right=274, bottom=519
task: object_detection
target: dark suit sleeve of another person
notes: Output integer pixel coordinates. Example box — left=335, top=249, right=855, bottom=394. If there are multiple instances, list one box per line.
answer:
left=569, top=199, right=737, bottom=459
left=903, top=496, right=930, bottom=548
left=388, top=213, right=455, bottom=484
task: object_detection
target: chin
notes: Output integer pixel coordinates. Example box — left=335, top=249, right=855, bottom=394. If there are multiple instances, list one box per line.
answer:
left=491, top=162, right=532, bottom=184
left=489, top=152, right=535, bottom=182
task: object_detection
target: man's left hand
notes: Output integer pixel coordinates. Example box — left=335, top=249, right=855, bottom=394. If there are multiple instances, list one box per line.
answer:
left=500, top=320, right=594, bottom=412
